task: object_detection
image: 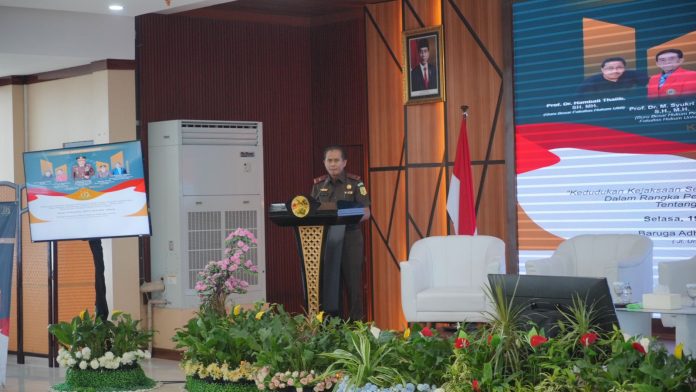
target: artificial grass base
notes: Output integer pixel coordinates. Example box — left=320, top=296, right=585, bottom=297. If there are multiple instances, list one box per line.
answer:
left=185, top=377, right=259, bottom=392
left=51, top=365, right=159, bottom=392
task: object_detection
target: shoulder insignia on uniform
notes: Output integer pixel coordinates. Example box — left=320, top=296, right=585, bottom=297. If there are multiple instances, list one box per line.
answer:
left=313, top=174, right=328, bottom=184
left=346, top=173, right=361, bottom=181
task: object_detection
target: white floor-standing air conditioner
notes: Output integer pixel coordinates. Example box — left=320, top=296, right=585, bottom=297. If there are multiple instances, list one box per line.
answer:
left=148, top=120, right=265, bottom=309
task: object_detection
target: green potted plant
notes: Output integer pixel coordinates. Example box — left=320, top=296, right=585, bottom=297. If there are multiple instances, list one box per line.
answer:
left=252, top=306, right=346, bottom=392
left=48, top=310, right=156, bottom=391
left=442, top=284, right=696, bottom=391
left=175, top=303, right=264, bottom=392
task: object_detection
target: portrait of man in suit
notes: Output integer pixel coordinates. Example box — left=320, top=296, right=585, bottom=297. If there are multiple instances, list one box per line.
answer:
left=404, top=27, right=444, bottom=104
left=410, top=39, right=438, bottom=93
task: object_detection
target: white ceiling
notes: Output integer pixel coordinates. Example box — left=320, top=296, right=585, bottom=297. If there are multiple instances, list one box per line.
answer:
left=0, top=0, right=235, bottom=77
left=0, top=0, right=233, bottom=17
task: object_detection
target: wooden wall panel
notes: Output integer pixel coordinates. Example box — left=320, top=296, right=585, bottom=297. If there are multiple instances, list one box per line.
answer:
left=407, top=168, right=447, bottom=238
left=57, top=241, right=95, bottom=322
left=311, top=16, right=368, bottom=175
left=366, top=2, right=403, bottom=168
left=17, top=214, right=48, bottom=354
left=406, top=104, right=445, bottom=164
left=137, top=12, right=369, bottom=314
left=367, top=0, right=508, bottom=328
left=365, top=1, right=406, bottom=329
left=445, top=0, right=505, bottom=163
left=369, top=170, right=406, bottom=328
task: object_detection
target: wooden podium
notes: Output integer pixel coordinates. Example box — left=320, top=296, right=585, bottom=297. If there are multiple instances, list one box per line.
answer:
left=269, top=196, right=363, bottom=315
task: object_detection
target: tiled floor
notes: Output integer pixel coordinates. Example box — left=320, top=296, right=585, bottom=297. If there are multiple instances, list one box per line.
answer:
left=1, top=354, right=186, bottom=392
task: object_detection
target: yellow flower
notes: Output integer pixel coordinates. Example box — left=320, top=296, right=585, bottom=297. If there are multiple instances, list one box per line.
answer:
left=316, top=311, right=324, bottom=323
left=255, top=310, right=265, bottom=320
left=403, top=328, right=411, bottom=339
left=675, top=343, right=684, bottom=360
left=79, top=309, right=87, bottom=320
left=233, top=305, right=241, bottom=316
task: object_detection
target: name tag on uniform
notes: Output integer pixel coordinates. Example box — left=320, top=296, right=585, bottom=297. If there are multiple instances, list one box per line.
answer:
left=320, top=188, right=329, bottom=192
left=345, top=191, right=354, bottom=195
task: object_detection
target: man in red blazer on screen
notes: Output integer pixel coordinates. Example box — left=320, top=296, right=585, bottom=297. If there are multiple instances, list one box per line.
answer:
left=647, top=48, right=696, bottom=98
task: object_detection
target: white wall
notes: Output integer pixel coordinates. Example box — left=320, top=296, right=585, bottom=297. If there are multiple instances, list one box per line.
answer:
left=0, top=6, right=134, bottom=76
left=0, top=68, right=142, bottom=319
left=0, top=84, right=24, bottom=183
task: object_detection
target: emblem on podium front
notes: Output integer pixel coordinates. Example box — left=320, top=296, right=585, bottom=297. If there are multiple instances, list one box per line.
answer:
left=291, top=195, right=310, bottom=218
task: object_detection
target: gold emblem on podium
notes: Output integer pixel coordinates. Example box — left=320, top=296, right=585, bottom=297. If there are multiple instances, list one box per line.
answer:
left=291, top=195, right=310, bottom=218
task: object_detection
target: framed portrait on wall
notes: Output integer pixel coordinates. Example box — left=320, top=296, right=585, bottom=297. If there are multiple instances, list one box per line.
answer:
left=403, top=26, right=445, bottom=105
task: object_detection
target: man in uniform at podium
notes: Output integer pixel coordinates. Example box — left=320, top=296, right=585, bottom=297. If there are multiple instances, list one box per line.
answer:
left=311, top=145, right=370, bottom=321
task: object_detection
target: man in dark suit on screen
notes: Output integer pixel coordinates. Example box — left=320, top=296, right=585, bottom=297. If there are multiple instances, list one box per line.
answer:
left=410, top=39, right=438, bottom=92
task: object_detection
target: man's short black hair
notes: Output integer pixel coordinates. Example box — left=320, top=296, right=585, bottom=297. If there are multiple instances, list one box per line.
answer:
left=323, top=145, right=347, bottom=160
left=76, top=155, right=86, bottom=160
left=418, top=39, right=429, bottom=50
left=601, top=57, right=626, bottom=68
left=655, top=49, right=683, bottom=61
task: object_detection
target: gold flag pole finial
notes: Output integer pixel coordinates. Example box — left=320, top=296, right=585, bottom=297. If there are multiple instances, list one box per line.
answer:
left=460, top=105, right=469, bottom=117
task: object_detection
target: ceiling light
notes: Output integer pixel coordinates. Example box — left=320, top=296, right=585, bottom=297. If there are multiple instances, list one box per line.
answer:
left=109, top=4, right=124, bottom=11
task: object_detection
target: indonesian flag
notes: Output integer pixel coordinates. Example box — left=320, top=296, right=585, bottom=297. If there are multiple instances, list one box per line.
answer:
left=446, top=111, right=476, bottom=235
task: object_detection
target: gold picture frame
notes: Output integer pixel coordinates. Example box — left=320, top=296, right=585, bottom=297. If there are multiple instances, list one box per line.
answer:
left=403, top=25, right=446, bottom=105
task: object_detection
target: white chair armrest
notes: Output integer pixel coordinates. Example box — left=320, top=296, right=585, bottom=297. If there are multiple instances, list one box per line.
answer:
left=525, top=257, right=555, bottom=275
left=616, top=254, right=649, bottom=268
left=400, top=258, right=433, bottom=320
left=486, top=256, right=505, bottom=275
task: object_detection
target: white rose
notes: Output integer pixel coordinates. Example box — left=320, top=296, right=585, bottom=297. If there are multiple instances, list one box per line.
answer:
left=79, top=361, right=88, bottom=370
left=67, top=358, right=76, bottom=367
left=75, top=351, right=82, bottom=359
left=90, top=359, right=99, bottom=369
left=104, top=351, right=114, bottom=360
left=81, top=347, right=91, bottom=360
left=144, top=350, right=151, bottom=359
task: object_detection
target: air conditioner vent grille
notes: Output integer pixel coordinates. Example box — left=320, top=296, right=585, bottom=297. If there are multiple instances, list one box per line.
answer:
left=187, top=210, right=259, bottom=289
left=180, top=121, right=259, bottom=146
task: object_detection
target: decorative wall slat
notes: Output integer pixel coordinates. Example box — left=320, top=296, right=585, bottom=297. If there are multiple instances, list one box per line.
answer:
left=367, top=0, right=508, bottom=329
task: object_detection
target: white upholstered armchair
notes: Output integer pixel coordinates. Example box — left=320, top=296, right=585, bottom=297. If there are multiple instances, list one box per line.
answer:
left=659, top=256, right=696, bottom=327
left=525, top=234, right=653, bottom=302
left=400, top=235, right=505, bottom=323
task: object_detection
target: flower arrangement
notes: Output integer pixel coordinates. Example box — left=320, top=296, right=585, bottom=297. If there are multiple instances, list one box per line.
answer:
left=250, top=306, right=346, bottom=391
left=48, top=310, right=156, bottom=391
left=441, top=291, right=696, bottom=391
left=194, top=228, right=258, bottom=315
left=175, top=303, right=264, bottom=390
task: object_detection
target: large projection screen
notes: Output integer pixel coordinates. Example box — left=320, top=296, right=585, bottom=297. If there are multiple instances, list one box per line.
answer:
left=513, top=1, right=696, bottom=277
left=23, top=141, right=151, bottom=241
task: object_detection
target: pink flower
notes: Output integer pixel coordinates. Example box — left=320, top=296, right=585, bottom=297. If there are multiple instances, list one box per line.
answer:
left=237, top=240, right=245, bottom=248
left=454, top=337, right=469, bottom=349
left=632, top=342, right=646, bottom=354
left=530, top=335, right=548, bottom=348
left=421, top=327, right=433, bottom=337
left=580, top=332, right=599, bottom=347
